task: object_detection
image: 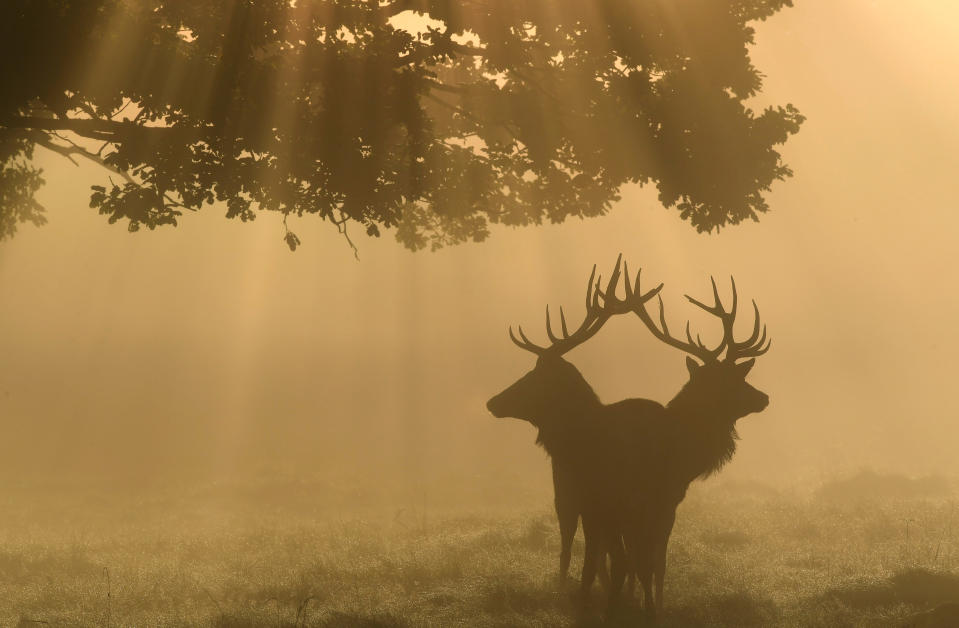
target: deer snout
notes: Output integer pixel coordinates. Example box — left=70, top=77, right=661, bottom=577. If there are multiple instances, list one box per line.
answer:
left=756, top=392, right=770, bottom=411
left=486, top=394, right=506, bottom=418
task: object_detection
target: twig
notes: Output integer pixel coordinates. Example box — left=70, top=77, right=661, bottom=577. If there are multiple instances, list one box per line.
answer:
left=103, top=566, right=112, bottom=628
left=110, top=99, right=133, bottom=120
left=295, top=595, right=320, bottom=628
left=934, top=503, right=956, bottom=565
left=334, top=211, right=360, bottom=260
left=34, top=133, right=138, bottom=187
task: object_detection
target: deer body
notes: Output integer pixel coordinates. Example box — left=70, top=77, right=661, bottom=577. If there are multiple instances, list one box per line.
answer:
left=487, top=356, right=666, bottom=604
left=488, top=355, right=602, bottom=586
left=543, top=396, right=669, bottom=586
left=487, top=256, right=663, bottom=605
left=622, top=357, right=769, bottom=614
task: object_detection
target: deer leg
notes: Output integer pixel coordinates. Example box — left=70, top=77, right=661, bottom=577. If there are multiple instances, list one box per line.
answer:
left=640, top=571, right=654, bottom=617
left=653, top=544, right=666, bottom=613
left=556, top=501, right=578, bottom=585
left=596, top=543, right=611, bottom=591
left=654, top=513, right=676, bottom=612
left=606, top=530, right=626, bottom=610
left=634, top=542, right=655, bottom=617
left=624, top=566, right=636, bottom=599
left=621, top=528, right=638, bottom=599
left=579, top=517, right=600, bottom=606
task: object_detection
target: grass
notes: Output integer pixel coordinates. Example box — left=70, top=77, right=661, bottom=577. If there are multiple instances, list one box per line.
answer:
left=0, top=476, right=958, bottom=627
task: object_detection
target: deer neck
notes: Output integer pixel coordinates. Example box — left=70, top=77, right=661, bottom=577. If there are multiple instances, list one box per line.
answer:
left=534, top=389, right=601, bottom=459
left=666, top=389, right=739, bottom=481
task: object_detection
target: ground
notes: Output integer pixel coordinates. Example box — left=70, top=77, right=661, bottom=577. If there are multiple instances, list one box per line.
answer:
left=1, top=473, right=957, bottom=627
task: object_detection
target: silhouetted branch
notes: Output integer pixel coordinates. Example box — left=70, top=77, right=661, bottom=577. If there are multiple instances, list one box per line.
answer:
left=334, top=211, right=360, bottom=260
left=294, top=595, right=320, bottom=628
left=423, top=78, right=468, bottom=95
left=109, top=99, right=133, bottom=120
left=1, top=116, right=202, bottom=143
left=35, top=133, right=193, bottom=215
left=33, top=133, right=138, bottom=187
left=394, top=40, right=484, bottom=68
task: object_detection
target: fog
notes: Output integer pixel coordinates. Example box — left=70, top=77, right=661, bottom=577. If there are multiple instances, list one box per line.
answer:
left=2, top=0, right=958, bottom=502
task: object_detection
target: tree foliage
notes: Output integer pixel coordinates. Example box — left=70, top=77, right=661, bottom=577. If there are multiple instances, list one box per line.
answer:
left=0, top=0, right=803, bottom=250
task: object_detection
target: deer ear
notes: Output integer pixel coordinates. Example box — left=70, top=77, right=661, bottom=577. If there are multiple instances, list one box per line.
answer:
left=685, top=356, right=700, bottom=375
left=736, top=358, right=756, bottom=377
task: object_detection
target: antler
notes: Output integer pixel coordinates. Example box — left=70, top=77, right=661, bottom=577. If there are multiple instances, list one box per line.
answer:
left=685, top=277, right=770, bottom=363
left=610, top=271, right=770, bottom=364
left=508, top=254, right=663, bottom=357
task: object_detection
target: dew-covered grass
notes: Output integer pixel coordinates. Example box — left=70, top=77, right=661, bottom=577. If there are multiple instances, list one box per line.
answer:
left=1, top=473, right=958, bottom=627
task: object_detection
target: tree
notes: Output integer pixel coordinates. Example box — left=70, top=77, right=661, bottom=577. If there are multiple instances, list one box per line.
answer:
left=0, top=0, right=803, bottom=251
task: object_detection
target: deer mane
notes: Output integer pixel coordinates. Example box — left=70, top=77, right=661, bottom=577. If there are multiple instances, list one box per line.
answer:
left=695, top=426, right=740, bottom=480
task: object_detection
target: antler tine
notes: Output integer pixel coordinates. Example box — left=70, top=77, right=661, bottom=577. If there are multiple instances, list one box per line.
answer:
left=545, top=305, right=561, bottom=343
left=723, top=291, right=772, bottom=362
left=595, top=256, right=663, bottom=314
left=623, top=260, right=633, bottom=300
left=604, top=254, right=624, bottom=305
left=621, top=279, right=725, bottom=363
left=623, top=260, right=666, bottom=304
left=712, top=276, right=723, bottom=311
left=752, top=324, right=768, bottom=353
left=758, top=337, right=772, bottom=356
left=651, top=292, right=723, bottom=361
left=658, top=294, right=670, bottom=335
left=508, top=257, right=638, bottom=359
left=517, top=325, right=541, bottom=349
left=735, top=300, right=763, bottom=349
left=729, top=307, right=769, bottom=360
left=684, top=322, right=711, bottom=353
left=685, top=276, right=726, bottom=316
left=626, top=272, right=769, bottom=364
left=509, top=325, right=546, bottom=355
left=633, top=267, right=648, bottom=301
left=729, top=276, right=738, bottom=320
left=643, top=281, right=665, bottom=302
left=584, top=264, right=597, bottom=313
left=592, top=274, right=603, bottom=310
left=740, top=333, right=772, bottom=358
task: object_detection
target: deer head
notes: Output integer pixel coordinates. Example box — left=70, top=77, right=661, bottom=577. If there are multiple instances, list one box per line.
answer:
left=603, top=271, right=771, bottom=424
left=487, top=255, right=663, bottom=429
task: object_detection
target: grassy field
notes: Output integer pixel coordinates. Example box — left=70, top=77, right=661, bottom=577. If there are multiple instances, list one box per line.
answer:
left=1, top=473, right=958, bottom=627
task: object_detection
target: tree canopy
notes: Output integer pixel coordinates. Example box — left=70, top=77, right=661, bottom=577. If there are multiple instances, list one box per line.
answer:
left=0, top=0, right=803, bottom=250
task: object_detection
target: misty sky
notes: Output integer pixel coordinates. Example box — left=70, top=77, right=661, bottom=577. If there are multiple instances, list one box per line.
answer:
left=1, top=0, right=957, bottom=490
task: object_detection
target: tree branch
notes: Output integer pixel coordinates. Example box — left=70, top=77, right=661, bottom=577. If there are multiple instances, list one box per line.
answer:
left=1, top=116, right=204, bottom=143
left=33, top=132, right=191, bottom=211
left=394, top=39, right=484, bottom=68
left=33, top=133, right=139, bottom=187
left=423, top=78, right=467, bottom=94
left=337, top=216, right=359, bottom=260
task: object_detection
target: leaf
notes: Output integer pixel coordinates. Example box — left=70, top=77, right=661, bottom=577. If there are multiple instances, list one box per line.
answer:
left=284, top=231, right=301, bottom=252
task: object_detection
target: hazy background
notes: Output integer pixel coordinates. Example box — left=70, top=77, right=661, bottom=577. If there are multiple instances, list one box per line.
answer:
left=1, top=0, right=957, bottom=499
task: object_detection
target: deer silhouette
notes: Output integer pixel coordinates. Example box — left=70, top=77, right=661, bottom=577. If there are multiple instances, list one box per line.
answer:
left=596, top=270, right=772, bottom=617
left=488, top=258, right=772, bottom=616
left=486, top=256, right=663, bottom=608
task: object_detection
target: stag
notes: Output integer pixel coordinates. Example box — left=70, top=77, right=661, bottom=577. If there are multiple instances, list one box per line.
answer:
left=486, top=255, right=663, bottom=607
left=598, top=270, right=772, bottom=617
